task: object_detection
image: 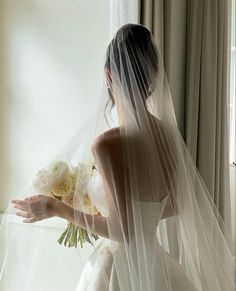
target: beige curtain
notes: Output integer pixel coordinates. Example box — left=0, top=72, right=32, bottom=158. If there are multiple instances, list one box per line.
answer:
left=139, top=0, right=232, bottom=240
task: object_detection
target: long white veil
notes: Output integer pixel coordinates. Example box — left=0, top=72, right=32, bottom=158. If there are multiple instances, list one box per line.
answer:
left=0, top=23, right=235, bottom=291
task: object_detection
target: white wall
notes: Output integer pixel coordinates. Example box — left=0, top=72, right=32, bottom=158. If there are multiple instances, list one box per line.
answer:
left=0, top=2, right=109, bottom=290
left=0, top=0, right=109, bottom=212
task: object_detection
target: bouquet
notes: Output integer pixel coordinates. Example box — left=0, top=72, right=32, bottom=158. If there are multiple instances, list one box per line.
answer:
left=33, top=160, right=100, bottom=248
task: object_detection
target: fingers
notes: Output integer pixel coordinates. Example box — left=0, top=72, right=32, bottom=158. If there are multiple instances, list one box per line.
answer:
left=16, top=211, right=33, bottom=218
left=11, top=195, right=45, bottom=212
left=23, top=214, right=49, bottom=223
left=16, top=211, right=49, bottom=223
left=11, top=199, right=26, bottom=205
left=12, top=200, right=29, bottom=212
left=25, top=194, right=45, bottom=201
left=11, top=194, right=44, bottom=204
left=11, top=195, right=53, bottom=223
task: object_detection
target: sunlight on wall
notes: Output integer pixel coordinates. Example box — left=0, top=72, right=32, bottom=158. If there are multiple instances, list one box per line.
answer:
left=0, top=2, right=109, bottom=290
left=0, top=0, right=109, bottom=212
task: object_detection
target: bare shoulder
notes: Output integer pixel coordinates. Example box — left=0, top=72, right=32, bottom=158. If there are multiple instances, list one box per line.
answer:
left=91, top=127, right=121, bottom=156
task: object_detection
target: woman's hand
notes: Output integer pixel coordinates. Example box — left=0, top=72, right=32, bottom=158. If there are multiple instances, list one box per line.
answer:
left=11, top=194, right=61, bottom=223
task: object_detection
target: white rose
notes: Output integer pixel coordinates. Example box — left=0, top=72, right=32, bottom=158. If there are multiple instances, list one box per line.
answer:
left=75, top=162, right=94, bottom=195
left=53, top=176, right=75, bottom=197
left=87, top=169, right=108, bottom=217
left=80, top=193, right=99, bottom=215
left=48, top=160, right=69, bottom=183
left=33, top=169, right=57, bottom=194
left=61, top=193, right=74, bottom=206
left=69, top=165, right=80, bottom=183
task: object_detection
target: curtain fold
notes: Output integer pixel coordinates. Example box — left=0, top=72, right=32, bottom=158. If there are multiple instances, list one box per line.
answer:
left=139, top=0, right=232, bottom=242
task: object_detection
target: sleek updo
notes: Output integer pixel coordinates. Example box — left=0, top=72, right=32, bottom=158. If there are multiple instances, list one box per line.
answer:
left=105, top=24, right=158, bottom=111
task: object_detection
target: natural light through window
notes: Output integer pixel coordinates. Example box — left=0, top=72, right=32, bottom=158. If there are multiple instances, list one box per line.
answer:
left=0, top=1, right=109, bottom=212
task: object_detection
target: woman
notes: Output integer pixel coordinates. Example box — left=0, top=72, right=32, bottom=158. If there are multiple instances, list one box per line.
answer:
left=12, top=24, right=235, bottom=291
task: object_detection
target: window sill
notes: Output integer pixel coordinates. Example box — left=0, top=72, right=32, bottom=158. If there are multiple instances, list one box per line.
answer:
left=0, top=211, right=67, bottom=230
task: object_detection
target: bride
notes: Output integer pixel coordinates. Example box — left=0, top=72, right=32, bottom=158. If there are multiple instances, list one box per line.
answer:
left=11, top=24, right=235, bottom=290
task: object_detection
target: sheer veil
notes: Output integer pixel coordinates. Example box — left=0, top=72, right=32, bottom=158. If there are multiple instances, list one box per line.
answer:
left=0, top=24, right=235, bottom=291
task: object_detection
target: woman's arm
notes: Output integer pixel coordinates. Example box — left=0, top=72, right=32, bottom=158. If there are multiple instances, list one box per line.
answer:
left=57, top=201, right=109, bottom=238
left=12, top=195, right=109, bottom=239
left=12, top=130, right=126, bottom=241
left=92, top=131, right=129, bottom=241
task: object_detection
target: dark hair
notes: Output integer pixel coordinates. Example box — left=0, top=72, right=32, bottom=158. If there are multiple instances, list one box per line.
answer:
left=105, top=24, right=158, bottom=117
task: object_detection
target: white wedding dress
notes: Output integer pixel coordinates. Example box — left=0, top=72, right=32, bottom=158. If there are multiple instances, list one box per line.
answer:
left=75, top=171, right=199, bottom=291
